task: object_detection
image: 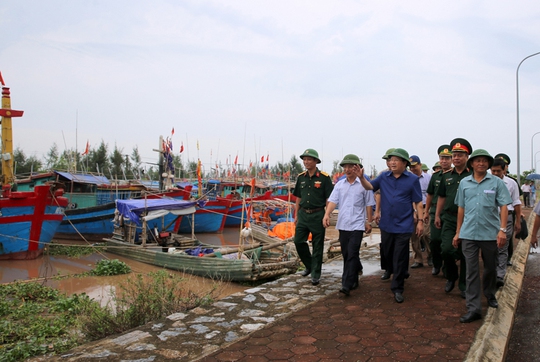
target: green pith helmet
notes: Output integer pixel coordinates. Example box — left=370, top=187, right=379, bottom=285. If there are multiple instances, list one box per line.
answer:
left=387, top=148, right=410, bottom=165
left=494, top=153, right=511, bottom=165
left=467, top=149, right=493, bottom=168
left=421, top=163, right=429, bottom=171
left=300, top=148, right=321, bottom=164
left=340, top=154, right=363, bottom=168
left=382, top=148, right=396, bottom=160
left=432, top=161, right=441, bottom=171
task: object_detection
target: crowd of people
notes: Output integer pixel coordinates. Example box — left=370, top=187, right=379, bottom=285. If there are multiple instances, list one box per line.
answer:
left=291, top=140, right=538, bottom=324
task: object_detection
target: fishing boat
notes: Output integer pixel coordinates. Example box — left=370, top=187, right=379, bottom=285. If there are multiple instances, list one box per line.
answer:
left=104, top=199, right=299, bottom=281
left=0, top=78, right=69, bottom=260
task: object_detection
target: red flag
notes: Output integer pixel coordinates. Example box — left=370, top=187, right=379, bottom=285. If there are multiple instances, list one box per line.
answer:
left=197, top=160, right=202, bottom=183
left=234, top=155, right=238, bottom=165
left=81, top=140, right=89, bottom=155
left=249, top=161, right=253, bottom=168
left=261, top=155, right=264, bottom=162
left=171, top=127, right=175, bottom=136
left=0, top=72, right=5, bottom=86
left=266, top=154, right=269, bottom=162
left=180, top=142, right=184, bottom=153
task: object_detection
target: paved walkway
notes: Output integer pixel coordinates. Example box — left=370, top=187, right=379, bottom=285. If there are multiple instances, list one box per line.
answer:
left=34, top=211, right=537, bottom=362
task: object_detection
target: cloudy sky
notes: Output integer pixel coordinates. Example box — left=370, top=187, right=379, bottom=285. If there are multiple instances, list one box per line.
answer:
left=1, top=0, right=540, bottom=177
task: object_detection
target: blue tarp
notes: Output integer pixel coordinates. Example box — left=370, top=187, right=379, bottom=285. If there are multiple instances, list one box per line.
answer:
left=116, top=199, right=200, bottom=225
left=54, top=171, right=110, bottom=185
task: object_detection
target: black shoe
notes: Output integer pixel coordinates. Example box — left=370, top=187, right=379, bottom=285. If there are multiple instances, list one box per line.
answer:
left=432, top=267, right=441, bottom=276
left=311, top=278, right=320, bottom=286
left=339, top=287, right=350, bottom=296
left=394, top=292, right=404, bottom=303
left=427, top=255, right=433, bottom=266
left=405, top=272, right=410, bottom=279
left=445, top=280, right=455, bottom=293
left=351, top=282, right=359, bottom=290
left=460, top=311, right=482, bottom=323
left=301, top=269, right=311, bottom=277
left=460, top=291, right=466, bottom=299
left=496, top=277, right=504, bottom=288
left=381, top=270, right=391, bottom=280
left=487, top=296, right=498, bottom=308
left=411, top=262, right=424, bottom=268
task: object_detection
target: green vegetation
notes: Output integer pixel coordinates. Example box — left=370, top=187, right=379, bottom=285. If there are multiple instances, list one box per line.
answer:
left=90, top=259, right=131, bottom=276
left=48, top=243, right=106, bottom=258
left=0, top=270, right=222, bottom=361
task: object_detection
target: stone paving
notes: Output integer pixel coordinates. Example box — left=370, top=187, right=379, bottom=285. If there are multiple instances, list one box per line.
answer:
left=30, top=214, right=536, bottom=362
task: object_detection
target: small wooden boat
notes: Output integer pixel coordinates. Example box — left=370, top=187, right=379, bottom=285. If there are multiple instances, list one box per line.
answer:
left=104, top=199, right=299, bottom=282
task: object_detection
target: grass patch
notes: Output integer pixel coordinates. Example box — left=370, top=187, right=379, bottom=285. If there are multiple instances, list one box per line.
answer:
left=0, top=270, right=224, bottom=361
left=48, top=242, right=106, bottom=258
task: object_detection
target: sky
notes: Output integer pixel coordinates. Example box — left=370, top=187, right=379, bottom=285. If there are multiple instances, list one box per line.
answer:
left=1, top=0, right=540, bottom=178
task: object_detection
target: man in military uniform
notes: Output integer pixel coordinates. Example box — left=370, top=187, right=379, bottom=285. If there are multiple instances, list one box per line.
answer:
left=293, top=148, right=333, bottom=285
left=424, top=145, right=453, bottom=276
left=435, top=138, right=472, bottom=297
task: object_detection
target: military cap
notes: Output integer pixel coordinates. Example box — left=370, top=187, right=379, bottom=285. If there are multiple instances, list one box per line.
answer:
left=421, top=163, right=429, bottom=171
left=387, top=148, right=410, bottom=165
left=494, top=153, right=511, bottom=165
left=432, top=161, right=441, bottom=171
left=450, top=138, right=472, bottom=155
left=438, top=144, right=452, bottom=157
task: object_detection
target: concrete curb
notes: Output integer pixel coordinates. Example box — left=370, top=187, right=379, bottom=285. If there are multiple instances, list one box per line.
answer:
left=465, top=212, right=535, bottom=361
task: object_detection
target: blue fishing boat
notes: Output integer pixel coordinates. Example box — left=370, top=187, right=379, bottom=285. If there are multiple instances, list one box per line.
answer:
left=0, top=80, right=69, bottom=259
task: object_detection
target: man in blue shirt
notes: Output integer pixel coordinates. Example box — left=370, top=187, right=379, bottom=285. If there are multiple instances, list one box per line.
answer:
left=453, top=149, right=511, bottom=323
left=323, top=154, right=375, bottom=296
left=366, top=148, right=424, bottom=303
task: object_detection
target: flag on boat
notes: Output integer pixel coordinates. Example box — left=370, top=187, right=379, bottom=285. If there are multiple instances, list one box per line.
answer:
left=180, top=142, right=184, bottom=153
left=260, top=155, right=264, bottom=162
left=0, top=72, right=5, bottom=86
left=234, top=155, right=238, bottom=165
left=81, top=140, right=90, bottom=155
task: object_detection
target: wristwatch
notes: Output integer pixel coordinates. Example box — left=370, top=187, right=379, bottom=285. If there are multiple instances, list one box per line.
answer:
left=499, top=227, right=507, bottom=233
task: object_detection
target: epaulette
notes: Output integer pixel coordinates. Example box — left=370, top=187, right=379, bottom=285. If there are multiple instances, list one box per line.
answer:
left=299, top=171, right=307, bottom=176
left=320, top=171, right=330, bottom=177
left=442, top=169, right=452, bottom=174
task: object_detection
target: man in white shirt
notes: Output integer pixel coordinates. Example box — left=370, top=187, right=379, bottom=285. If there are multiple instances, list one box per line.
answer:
left=490, top=158, right=521, bottom=287
left=323, top=154, right=374, bottom=296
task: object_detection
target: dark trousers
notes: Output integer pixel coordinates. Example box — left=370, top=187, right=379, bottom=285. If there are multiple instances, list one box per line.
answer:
left=441, top=217, right=467, bottom=292
left=294, top=209, right=326, bottom=279
left=462, top=239, right=498, bottom=313
left=380, top=230, right=411, bottom=294
left=429, top=214, right=443, bottom=269
left=339, top=230, right=363, bottom=290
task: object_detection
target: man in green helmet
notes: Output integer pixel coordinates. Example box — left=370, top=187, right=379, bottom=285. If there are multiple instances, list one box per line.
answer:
left=293, top=148, right=334, bottom=286
left=453, top=149, right=511, bottom=323
left=323, top=154, right=374, bottom=296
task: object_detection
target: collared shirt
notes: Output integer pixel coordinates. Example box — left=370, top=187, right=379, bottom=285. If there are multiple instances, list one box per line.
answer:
left=370, top=170, right=422, bottom=233
left=293, top=168, right=333, bottom=209
left=426, top=170, right=444, bottom=214
left=502, top=175, right=521, bottom=211
left=437, top=167, right=472, bottom=220
left=455, top=173, right=512, bottom=240
left=417, top=171, right=432, bottom=205
left=328, top=177, right=375, bottom=231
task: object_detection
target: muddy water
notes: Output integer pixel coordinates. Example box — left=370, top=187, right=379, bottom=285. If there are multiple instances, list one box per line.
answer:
left=0, top=228, right=250, bottom=305
left=0, top=227, right=384, bottom=305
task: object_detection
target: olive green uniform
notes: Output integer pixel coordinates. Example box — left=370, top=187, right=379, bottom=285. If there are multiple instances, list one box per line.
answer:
left=426, top=169, right=446, bottom=269
left=437, top=167, right=472, bottom=292
left=293, top=168, right=333, bottom=280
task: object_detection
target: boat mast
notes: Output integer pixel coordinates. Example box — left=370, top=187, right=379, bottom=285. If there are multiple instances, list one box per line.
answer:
left=0, top=76, right=25, bottom=185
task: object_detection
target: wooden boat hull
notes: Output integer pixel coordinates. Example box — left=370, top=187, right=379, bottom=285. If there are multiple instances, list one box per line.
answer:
left=0, top=185, right=68, bottom=260
left=105, top=237, right=299, bottom=282
left=219, top=191, right=274, bottom=227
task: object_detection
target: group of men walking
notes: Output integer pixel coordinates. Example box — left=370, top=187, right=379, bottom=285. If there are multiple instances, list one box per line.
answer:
left=292, top=139, right=528, bottom=323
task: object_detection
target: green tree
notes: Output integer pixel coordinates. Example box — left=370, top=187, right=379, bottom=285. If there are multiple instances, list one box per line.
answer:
left=289, top=155, right=303, bottom=178
left=109, top=144, right=125, bottom=180
left=130, top=146, right=142, bottom=179
left=13, top=147, right=43, bottom=176
left=88, top=140, right=110, bottom=175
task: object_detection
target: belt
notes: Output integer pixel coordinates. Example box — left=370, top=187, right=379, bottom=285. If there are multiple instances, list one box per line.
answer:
left=301, top=207, right=324, bottom=214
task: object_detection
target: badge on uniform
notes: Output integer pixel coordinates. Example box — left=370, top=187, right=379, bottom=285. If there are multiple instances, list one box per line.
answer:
left=314, top=181, right=322, bottom=188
